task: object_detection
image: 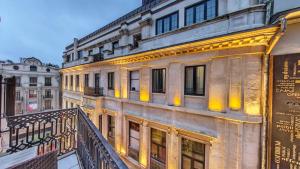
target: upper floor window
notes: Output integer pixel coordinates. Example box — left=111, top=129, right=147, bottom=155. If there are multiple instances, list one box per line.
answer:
left=45, top=89, right=52, bottom=97
left=112, top=41, right=119, bottom=54
left=70, top=75, right=73, bottom=87
left=108, top=72, right=114, bottom=90
left=181, top=137, right=205, bottom=169
left=16, top=76, right=21, bottom=87
left=99, top=46, right=104, bottom=55
left=156, top=12, right=178, bottom=35
left=45, top=77, right=52, bottom=86
left=13, top=65, right=19, bottom=70
left=29, top=90, right=37, bottom=98
left=76, top=75, right=80, bottom=89
left=185, top=0, right=217, bottom=26
left=95, top=73, right=100, bottom=88
left=16, top=91, right=21, bottom=101
left=65, top=76, right=68, bottom=88
left=29, top=77, right=37, bottom=86
left=78, top=50, right=83, bottom=58
left=152, top=68, right=166, bottom=93
left=88, top=50, right=93, bottom=56
left=132, top=34, right=142, bottom=49
left=30, top=65, right=37, bottom=71
left=130, top=71, right=140, bottom=91
left=84, top=74, right=89, bottom=87
left=184, top=65, right=205, bottom=96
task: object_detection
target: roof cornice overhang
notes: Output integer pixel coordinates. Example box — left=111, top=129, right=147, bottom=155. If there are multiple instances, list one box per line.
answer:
left=61, top=26, right=279, bottom=73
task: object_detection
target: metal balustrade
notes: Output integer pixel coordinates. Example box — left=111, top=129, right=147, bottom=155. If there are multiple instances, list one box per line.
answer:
left=3, top=108, right=128, bottom=169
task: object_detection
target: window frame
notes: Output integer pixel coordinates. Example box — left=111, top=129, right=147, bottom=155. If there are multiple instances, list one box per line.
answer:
left=29, top=77, right=37, bottom=86
left=70, top=75, right=74, bottom=88
left=107, top=115, right=115, bottom=147
left=184, top=65, right=206, bottom=96
left=184, top=0, right=218, bottom=26
left=152, top=68, right=166, bottom=93
left=65, top=76, right=68, bottom=88
left=30, top=65, right=37, bottom=71
left=84, top=74, right=89, bottom=87
left=108, top=72, right=115, bottom=90
left=129, top=70, right=140, bottom=92
left=156, top=11, right=179, bottom=35
left=128, top=121, right=140, bottom=162
left=181, top=137, right=206, bottom=169
left=150, top=128, right=167, bottom=168
left=112, top=41, right=119, bottom=54
left=75, top=75, right=80, bottom=89
left=45, top=77, right=52, bottom=86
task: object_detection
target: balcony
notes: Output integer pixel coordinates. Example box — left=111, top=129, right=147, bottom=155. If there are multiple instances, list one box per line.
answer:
left=0, top=108, right=128, bottom=169
left=43, top=94, right=53, bottom=99
left=84, top=87, right=104, bottom=97
left=92, top=53, right=104, bottom=62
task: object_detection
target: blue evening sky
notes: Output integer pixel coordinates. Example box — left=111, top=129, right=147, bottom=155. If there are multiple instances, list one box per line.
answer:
left=0, top=0, right=141, bottom=66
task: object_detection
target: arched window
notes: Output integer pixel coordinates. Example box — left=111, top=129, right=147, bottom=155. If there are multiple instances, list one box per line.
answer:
left=13, top=65, right=19, bottom=70
left=30, top=65, right=37, bottom=71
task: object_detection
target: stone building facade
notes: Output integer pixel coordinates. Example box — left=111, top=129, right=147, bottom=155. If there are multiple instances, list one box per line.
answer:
left=60, top=0, right=295, bottom=169
left=0, top=57, right=60, bottom=115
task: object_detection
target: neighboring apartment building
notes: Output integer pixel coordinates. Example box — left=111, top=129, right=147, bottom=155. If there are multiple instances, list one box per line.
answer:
left=0, top=57, right=60, bottom=115
left=60, top=0, right=299, bottom=169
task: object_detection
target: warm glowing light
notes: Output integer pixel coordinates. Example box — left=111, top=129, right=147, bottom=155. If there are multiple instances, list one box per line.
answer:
left=115, top=90, right=120, bottom=98
left=121, top=86, right=128, bottom=99
left=245, top=104, right=260, bottom=115
left=173, top=96, right=181, bottom=106
left=139, top=153, right=147, bottom=167
left=120, top=147, right=126, bottom=155
left=209, top=99, right=225, bottom=112
left=229, top=90, right=241, bottom=110
left=140, top=90, right=149, bottom=102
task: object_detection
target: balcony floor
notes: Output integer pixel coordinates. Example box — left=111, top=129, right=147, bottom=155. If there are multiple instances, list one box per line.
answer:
left=58, top=151, right=81, bottom=169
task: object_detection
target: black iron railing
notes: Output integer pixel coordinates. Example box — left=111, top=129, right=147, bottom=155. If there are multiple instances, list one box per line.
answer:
left=84, top=87, right=104, bottom=97
left=4, top=108, right=128, bottom=169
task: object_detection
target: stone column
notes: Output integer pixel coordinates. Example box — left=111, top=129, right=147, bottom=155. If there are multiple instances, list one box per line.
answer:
left=140, top=66, right=151, bottom=102
left=167, top=62, right=184, bottom=106
left=167, top=128, right=179, bottom=169
left=120, top=68, right=128, bottom=99
left=208, top=58, right=228, bottom=112
left=229, top=57, right=242, bottom=111
left=139, top=121, right=150, bottom=168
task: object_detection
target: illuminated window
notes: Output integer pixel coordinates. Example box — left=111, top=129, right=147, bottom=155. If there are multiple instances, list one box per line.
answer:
left=181, top=138, right=205, bottom=169
left=107, top=115, right=115, bottom=148
left=108, top=72, right=114, bottom=90
left=185, top=0, right=217, bottom=26
left=29, top=77, right=37, bottom=86
left=128, top=121, right=140, bottom=161
left=150, top=128, right=166, bottom=169
left=130, top=71, right=140, bottom=91
left=152, top=69, right=166, bottom=93
left=156, top=12, right=178, bottom=35
left=185, top=65, right=205, bottom=96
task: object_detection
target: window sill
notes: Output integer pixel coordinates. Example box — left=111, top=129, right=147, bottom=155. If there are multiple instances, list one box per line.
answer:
left=184, top=95, right=206, bottom=99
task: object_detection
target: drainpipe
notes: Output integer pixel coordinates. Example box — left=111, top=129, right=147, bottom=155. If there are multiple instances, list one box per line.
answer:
left=261, top=18, right=287, bottom=169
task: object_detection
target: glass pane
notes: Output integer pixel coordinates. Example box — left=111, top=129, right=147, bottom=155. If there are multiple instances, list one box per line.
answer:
left=157, top=19, right=163, bottom=34
left=171, top=13, right=178, bottom=31
left=196, top=66, right=205, bottom=95
left=163, top=17, right=170, bottom=33
left=185, top=67, right=194, bottom=94
left=207, top=0, right=216, bottom=20
left=186, top=7, right=194, bottom=25
left=182, top=156, right=192, bottom=169
left=195, top=4, right=205, bottom=23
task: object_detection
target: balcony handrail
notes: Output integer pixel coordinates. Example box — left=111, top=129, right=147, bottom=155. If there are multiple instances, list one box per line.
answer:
left=84, top=86, right=104, bottom=97
left=2, top=108, right=128, bottom=169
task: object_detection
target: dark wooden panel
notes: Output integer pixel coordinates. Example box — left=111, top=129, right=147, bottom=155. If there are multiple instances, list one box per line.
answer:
left=5, top=76, right=16, bottom=116
left=270, top=54, right=300, bottom=168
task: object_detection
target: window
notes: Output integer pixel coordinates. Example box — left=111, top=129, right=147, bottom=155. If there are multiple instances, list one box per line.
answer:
left=95, top=73, right=100, bottom=88
left=185, top=0, right=217, bottom=26
left=150, top=128, right=166, bottom=169
left=84, top=74, right=89, bottom=87
left=88, top=50, right=93, bottom=56
left=128, top=121, right=140, bottom=162
left=156, top=12, right=178, bottom=35
left=107, top=115, right=115, bottom=147
left=99, top=46, right=104, bottom=55
left=45, top=77, right=52, bottom=86
left=99, top=115, right=102, bottom=133
left=130, top=71, right=140, bottom=91
left=45, top=89, right=52, bottom=98
left=112, top=41, right=119, bottom=54
left=66, top=101, right=68, bottom=109
left=29, top=90, right=37, bottom=98
left=76, top=75, right=80, bottom=90
left=185, top=66, right=205, bottom=96
left=16, top=76, right=21, bottom=87
left=30, top=65, right=37, bottom=71
left=70, top=75, right=73, bottom=88
left=152, top=69, right=166, bottom=93
left=13, top=65, right=19, bottom=70
left=132, top=34, right=142, bottom=49
left=29, top=77, right=37, bottom=86
left=46, top=68, right=50, bottom=72
left=65, top=76, right=68, bottom=88
left=71, top=102, right=74, bottom=108
left=108, top=72, right=114, bottom=90
left=181, top=138, right=205, bottom=169
left=45, top=100, right=52, bottom=110
left=78, top=50, right=83, bottom=58
left=16, top=91, right=21, bottom=101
